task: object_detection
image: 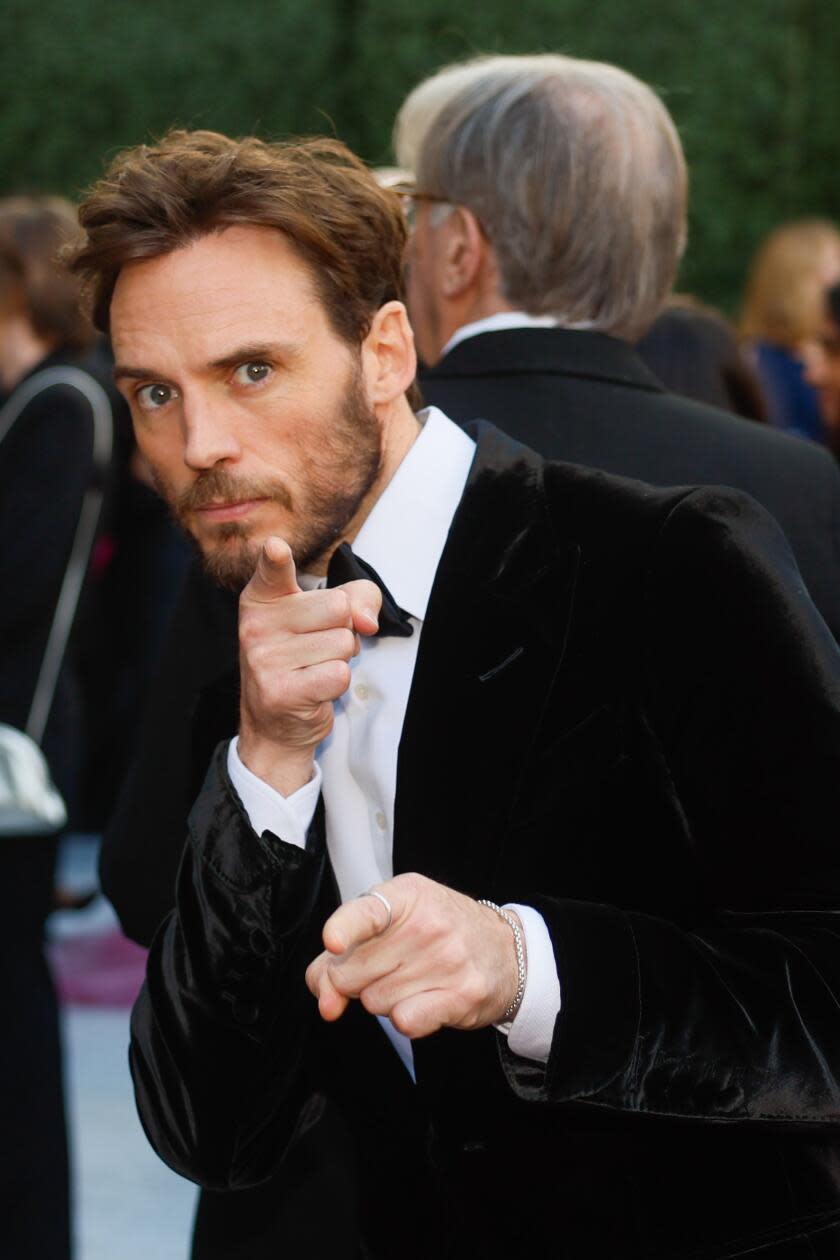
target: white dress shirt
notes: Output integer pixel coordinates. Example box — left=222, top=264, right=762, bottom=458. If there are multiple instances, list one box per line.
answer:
left=440, top=309, right=595, bottom=360
left=228, top=407, right=561, bottom=1075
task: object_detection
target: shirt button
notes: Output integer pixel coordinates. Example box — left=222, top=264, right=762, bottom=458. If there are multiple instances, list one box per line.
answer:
left=354, top=683, right=369, bottom=701
left=375, top=810, right=387, bottom=830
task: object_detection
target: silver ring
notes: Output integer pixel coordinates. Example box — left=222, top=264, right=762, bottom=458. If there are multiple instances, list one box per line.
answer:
left=356, top=888, right=392, bottom=932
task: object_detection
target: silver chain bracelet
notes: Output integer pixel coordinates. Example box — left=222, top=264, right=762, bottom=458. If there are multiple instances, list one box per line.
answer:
left=477, top=899, right=527, bottom=1022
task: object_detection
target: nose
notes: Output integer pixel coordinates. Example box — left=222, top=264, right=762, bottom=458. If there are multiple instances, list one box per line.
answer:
left=182, top=391, right=242, bottom=470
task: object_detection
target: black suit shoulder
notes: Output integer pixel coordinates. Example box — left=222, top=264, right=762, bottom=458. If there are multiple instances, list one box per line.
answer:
left=421, top=327, right=840, bottom=640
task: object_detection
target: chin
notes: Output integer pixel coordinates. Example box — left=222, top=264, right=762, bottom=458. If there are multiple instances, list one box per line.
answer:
left=197, top=535, right=262, bottom=591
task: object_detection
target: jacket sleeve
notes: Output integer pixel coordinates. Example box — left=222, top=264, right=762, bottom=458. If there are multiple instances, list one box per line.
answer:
left=128, top=744, right=329, bottom=1189
left=502, top=487, right=840, bottom=1126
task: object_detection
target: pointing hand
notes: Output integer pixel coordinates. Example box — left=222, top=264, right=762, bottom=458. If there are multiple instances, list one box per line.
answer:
left=237, top=536, right=382, bottom=795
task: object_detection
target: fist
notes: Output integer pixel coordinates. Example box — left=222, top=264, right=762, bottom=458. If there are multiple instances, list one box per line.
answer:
left=305, top=873, right=523, bottom=1039
left=237, top=537, right=381, bottom=793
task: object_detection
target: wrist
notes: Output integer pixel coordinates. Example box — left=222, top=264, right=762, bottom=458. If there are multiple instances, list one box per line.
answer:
left=478, top=900, right=527, bottom=1025
left=236, top=730, right=315, bottom=797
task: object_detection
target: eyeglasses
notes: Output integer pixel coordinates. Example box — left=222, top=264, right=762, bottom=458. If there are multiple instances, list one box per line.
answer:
left=384, top=179, right=452, bottom=230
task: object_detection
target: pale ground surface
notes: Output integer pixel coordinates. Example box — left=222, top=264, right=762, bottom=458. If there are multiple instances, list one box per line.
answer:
left=50, top=837, right=198, bottom=1260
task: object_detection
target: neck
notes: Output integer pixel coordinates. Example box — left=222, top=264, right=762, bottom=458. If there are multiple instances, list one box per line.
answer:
left=310, top=396, right=422, bottom=575
left=431, top=291, right=516, bottom=366
left=0, top=315, right=54, bottom=390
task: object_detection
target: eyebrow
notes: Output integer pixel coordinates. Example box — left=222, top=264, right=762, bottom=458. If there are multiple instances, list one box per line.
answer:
left=113, top=341, right=300, bottom=384
left=209, top=341, right=300, bottom=371
left=112, top=362, right=167, bottom=384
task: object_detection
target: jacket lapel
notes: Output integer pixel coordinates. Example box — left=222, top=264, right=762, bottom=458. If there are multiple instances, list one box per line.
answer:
left=392, top=422, right=579, bottom=899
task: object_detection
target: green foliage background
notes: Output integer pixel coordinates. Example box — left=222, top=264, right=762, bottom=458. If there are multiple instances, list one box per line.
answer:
left=2, top=0, right=838, bottom=312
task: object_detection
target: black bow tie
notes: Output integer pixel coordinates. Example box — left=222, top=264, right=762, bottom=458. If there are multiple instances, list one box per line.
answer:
left=326, top=542, right=414, bottom=639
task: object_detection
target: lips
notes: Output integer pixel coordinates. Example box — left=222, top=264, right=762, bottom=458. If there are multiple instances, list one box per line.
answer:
left=194, top=498, right=267, bottom=523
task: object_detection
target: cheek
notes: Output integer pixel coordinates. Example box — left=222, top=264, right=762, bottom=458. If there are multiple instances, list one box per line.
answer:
left=133, top=422, right=188, bottom=491
left=405, top=273, right=436, bottom=365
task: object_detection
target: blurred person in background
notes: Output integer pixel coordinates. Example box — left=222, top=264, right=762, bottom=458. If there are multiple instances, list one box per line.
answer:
left=636, top=296, right=768, bottom=421
left=395, top=54, right=840, bottom=640
left=0, top=195, right=119, bottom=1260
left=800, top=281, right=840, bottom=455
left=740, top=217, right=840, bottom=442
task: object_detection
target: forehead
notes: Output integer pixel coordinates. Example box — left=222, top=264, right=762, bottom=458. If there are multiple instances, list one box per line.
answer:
left=110, top=224, right=327, bottom=364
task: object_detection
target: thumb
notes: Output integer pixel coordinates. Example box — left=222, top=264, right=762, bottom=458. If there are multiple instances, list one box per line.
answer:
left=244, top=537, right=301, bottom=603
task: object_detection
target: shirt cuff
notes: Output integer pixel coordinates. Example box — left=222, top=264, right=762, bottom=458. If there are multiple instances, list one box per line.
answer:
left=226, top=736, right=322, bottom=849
left=498, top=903, right=562, bottom=1063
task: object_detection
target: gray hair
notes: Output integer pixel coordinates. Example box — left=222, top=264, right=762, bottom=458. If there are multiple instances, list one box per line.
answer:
left=394, top=54, right=688, bottom=342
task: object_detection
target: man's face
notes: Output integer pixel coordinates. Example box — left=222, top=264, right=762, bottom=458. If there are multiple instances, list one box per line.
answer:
left=404, top=202, right=447, bottom=367
left=111, top=226, right=382, bottom=586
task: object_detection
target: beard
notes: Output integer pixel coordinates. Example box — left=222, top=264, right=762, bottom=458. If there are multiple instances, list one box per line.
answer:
left=153, top=361, right=383, bottom=590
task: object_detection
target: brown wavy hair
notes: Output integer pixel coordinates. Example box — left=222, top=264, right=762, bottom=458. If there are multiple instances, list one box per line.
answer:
left=67, top=129, right=409, bottom=349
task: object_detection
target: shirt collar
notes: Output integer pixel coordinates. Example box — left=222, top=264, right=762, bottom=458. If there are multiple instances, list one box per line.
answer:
left=349, top=407, right=475, bottom=622
left=440, top=310, right=595, bottom=359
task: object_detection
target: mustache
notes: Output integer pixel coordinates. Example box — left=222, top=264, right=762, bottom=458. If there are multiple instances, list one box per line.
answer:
left=174, top=467, right=293, bottom=516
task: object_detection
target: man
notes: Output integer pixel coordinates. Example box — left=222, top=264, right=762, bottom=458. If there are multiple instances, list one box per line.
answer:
left=80, top=130, right=840, bottom=1259
left=395, top=54, right=840, bottom=640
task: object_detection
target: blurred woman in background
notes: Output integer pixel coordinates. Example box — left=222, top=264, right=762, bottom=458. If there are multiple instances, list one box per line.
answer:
left=740, top=218, right=840, bottom=443
left=637, top=295, right=769, bottom=421
left=0, top=196, right=117, bottom=1260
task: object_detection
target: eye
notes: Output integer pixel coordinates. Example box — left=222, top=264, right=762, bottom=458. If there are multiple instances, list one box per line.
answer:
left=233, top=361, right=272, bottom=386
left=136, top=382, right=177, bottom=411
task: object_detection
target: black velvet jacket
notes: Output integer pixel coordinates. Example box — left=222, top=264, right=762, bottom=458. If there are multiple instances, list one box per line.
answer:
left=130, top=426, right=840, bottom=1260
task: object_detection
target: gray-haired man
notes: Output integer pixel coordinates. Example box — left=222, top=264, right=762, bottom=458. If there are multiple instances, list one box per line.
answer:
left=399, top=53, right=840, bottom=639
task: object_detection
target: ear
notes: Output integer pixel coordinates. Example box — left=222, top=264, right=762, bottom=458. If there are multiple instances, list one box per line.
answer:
left=360, top=301, right=417, bottom=406
left=439, top=206, right=486, bottom=300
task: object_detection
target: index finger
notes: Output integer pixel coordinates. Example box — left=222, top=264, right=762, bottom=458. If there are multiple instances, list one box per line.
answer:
left=244, top=536, right=301, bottom=603
left=323, top=886, right=400, bottom=955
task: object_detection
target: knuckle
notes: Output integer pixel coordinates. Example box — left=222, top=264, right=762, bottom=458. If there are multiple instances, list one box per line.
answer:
left=397, top=871, right=423, bottom=899
left=334, top=628, right=357, bottom=659
left=326, top=589, right=351, bottom=624
left=461, top=973, right=485, bottom=1009
left=238, top=613, right=261, bottom=649
left=360, top=987, right=385, bottom=1016
left=328, top=660, right=352, bottom=692
left=326, top=964, right=351, bottom=997
left=390, top=1007, right=416, bottom=1037
left=422, top=905, right=448, bottom=941
left=246, top=641, right=274, bottom=672
left=438, top=937, right=466, bottom=973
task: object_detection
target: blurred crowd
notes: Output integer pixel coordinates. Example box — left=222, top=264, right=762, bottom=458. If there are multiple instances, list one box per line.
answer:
left=3, top=47, right=840, bottom=1260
